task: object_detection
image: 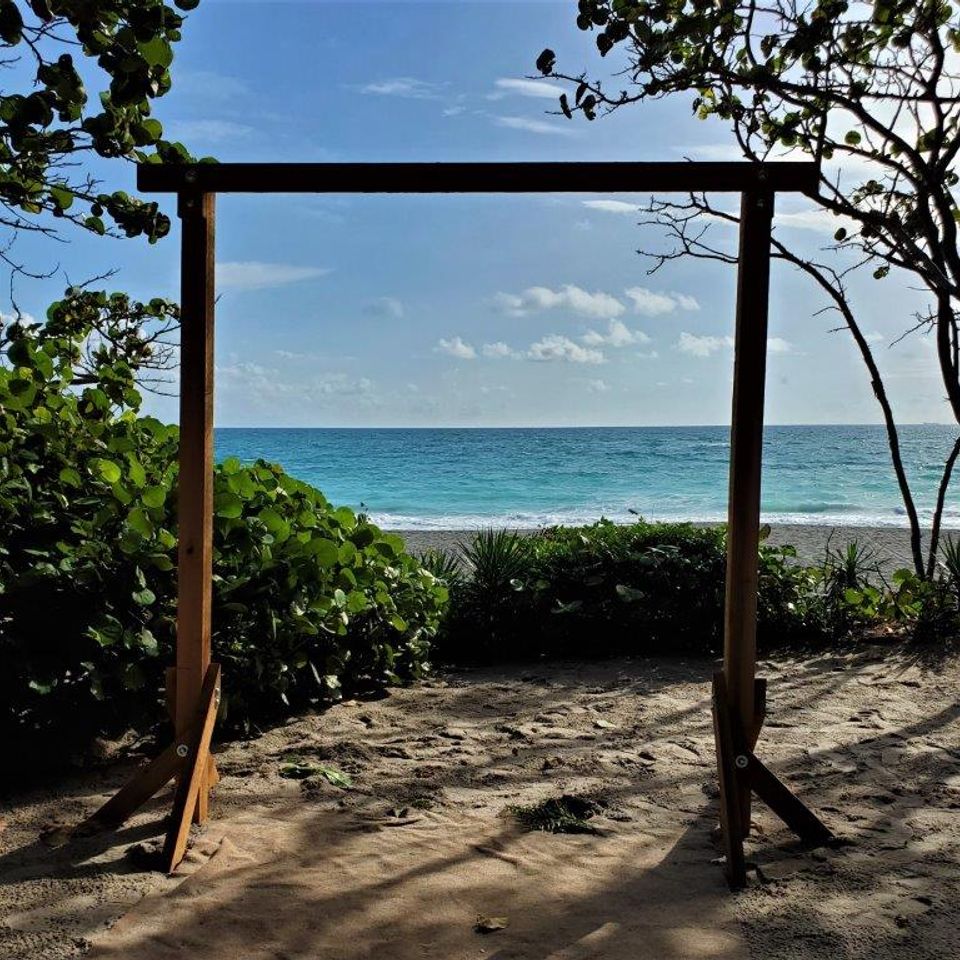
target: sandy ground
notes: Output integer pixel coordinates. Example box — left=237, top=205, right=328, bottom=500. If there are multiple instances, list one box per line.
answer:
left=2, top=646, right=958, bottom=959
left=393, top=524, right=939, bottom=580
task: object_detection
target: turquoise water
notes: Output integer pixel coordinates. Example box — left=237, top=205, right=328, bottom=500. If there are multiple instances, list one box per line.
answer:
left=215, top=425, right=960, bottom=530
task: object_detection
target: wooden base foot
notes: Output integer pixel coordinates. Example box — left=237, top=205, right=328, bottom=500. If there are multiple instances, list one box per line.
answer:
left=712, top=671, right=833, bottom=889
left=84, top=663, right=221, bottom=873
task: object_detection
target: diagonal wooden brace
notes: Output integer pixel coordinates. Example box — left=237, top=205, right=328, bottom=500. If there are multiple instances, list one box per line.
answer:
left=87, top=741, right=185, bottom=828
left=712, top=670, right=833, bottom=889
left=162, top=662, right=221, bottom=872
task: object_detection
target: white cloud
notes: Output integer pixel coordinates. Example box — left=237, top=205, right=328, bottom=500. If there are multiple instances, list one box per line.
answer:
left=0, top=310, right=36, bottom=325
left=173, top=119, right=254, bottom=143
left=671, top=292, right=701, bottom=311
left=677, top=332, right=735, bottom=357
left=625, top=286, right=700, bottom=317
left=494, top=284, right=625, bottom=319
left=490, top=78, right=565, bottom=99
left=585, top=378, right=611, bottom=393
left=865, top=331, right=885, bottom=344
left=674, top=143, right=746, bottom=162
left=436, top=336, right=477, bottom=360
left=494, top=115, right=575, bottom=136
left=360, top=77, right=439, bottom=99
left=482, top=341, right=516, bottom=358
left=675, top=332, right=792, bottom=357
left=582, top=199, right=640, bottom=215
left=176, top=70, right=248, bottom=101
left=216, top=261, right=331, bottom=292
left=363, top=296, right=404, bottom=319
left=217, top=362, right=373, bottom=402
left=775, top=207, right=855, bottom=234
left=582, top=318, right=651, bottom=348
left=442, top=106, right=466, bottom=117
left=527, top=335, right=604, bottom=365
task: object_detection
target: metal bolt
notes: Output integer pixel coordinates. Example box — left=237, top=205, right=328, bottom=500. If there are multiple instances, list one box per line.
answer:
left=176, top=743, right=189, bottom=758
left=735, top=754, right=749, bottom=770
left=184, top=168, right=198, bottom=184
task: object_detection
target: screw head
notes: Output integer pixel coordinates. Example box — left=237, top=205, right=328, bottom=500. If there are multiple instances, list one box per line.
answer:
left=735, top=754, right=749, bottom=770
left=176, top=743, right=189, bottom=758
left=184, top=168, right=198, bottom=184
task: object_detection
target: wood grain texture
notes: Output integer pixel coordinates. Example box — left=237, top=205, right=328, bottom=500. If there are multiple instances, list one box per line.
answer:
left=175, top=191, right=216, bottom=821
left=723, top=188, right=775, bottom=831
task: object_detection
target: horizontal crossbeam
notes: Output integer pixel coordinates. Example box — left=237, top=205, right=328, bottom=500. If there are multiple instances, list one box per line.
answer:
left=137, top=161, right=819, bottom=195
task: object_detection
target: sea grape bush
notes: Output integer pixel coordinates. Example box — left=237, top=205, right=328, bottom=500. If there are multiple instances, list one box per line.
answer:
left=0, top=290, right=446, bottom=762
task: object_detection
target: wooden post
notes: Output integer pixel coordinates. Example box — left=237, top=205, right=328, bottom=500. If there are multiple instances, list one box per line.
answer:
left=723, top=185, right=774, bottom=836
left=176, top=188, right=216, bottom=822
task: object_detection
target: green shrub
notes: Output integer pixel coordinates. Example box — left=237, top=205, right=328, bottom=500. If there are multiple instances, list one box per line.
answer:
left=434, top=520, right=851, bottom=663
left=0, top=291, right=447, bottom=762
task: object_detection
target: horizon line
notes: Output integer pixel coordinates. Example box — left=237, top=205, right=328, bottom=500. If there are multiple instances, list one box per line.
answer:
left=213, top=422, right=955, bottom=430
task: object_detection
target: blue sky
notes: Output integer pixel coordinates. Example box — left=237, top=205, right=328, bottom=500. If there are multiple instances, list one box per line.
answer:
left=6, top=1, right=949, bottom=427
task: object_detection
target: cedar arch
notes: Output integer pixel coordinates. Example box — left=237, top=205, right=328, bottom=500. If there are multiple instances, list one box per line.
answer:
left=92, top=161, right=834, bottom=886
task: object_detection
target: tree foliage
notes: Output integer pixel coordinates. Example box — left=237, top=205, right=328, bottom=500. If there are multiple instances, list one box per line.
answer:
left=538, top=0, right=960, bottom=575
left=0, top=291, right=447, bottom=764
left=0, top=0, right=208, bottom=253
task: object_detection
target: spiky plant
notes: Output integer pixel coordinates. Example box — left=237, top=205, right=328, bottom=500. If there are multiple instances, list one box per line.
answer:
left=461, top=529, right=533, bottom=595
left=419, top=548, right=464, bottom=590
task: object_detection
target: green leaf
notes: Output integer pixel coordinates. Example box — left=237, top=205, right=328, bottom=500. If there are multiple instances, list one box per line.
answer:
left=142, top=485, right=166, bottom=508
left=536, top=48, right=556, bottom=75
left=59, top=466, right=81, bottom=487
left=215, top=491, right=243, bottom=519
left=132, top=587, right=156, bottom=606
left=333, top=506, right=357, bottom=530
left=95, top=459, right=122, bottom=484
left=127, top=506, right=154, bottom=537
left=49, top=185, right=73, bottom=211
left=307, top=538, right=340, bottom=567
left=126, top=455, right=146, bottom=488
left=139, top=37, right=174, bottom=68
left=0, top=0, right=24, bottom=45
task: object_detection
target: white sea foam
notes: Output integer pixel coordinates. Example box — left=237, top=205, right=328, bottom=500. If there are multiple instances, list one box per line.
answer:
left=373, top=509, right=960, bottom=531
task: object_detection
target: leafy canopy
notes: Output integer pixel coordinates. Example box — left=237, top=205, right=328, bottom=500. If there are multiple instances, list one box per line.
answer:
left=0, top=0, right=208, bottom=246
left=538, top=1, right=960, bottom=301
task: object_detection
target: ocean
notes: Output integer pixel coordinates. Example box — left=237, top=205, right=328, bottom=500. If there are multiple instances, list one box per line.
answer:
left=215, top=424, right=960, bottom=530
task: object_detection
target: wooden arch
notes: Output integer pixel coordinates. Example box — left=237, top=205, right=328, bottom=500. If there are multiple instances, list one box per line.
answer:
left=92, top=161, right=832, bottom=886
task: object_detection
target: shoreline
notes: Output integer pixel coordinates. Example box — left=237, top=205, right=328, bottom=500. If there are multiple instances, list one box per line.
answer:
left=391, top=523, right=941, bottom=578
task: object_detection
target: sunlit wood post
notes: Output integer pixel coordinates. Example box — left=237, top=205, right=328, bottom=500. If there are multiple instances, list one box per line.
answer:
left=175, top=186, right=216, bottom=822
left=723, top=184, right=774, bottom=837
